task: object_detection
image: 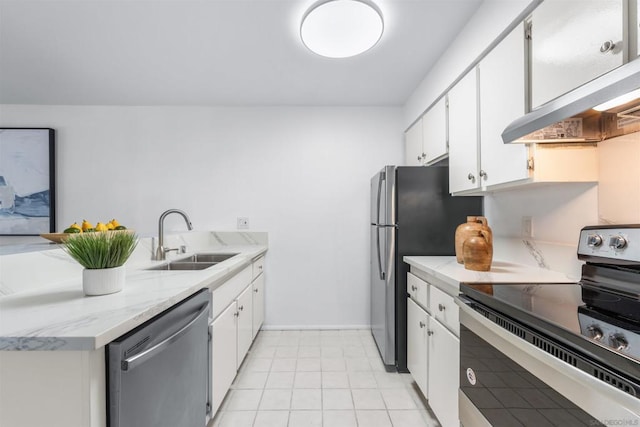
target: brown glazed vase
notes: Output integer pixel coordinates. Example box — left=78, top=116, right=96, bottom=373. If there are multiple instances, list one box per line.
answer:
left=462, top=230, right=493, bottom=271
left=455, top=216, right=493, bottom=264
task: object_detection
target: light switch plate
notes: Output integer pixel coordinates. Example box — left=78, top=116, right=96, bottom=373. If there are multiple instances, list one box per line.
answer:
left=237, top=217, right=249, bottom=229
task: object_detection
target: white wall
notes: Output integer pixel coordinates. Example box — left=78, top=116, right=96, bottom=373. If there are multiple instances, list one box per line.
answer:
left=0, top=105, right=403, bottom=328
left=484, top=183, right=599, bottom=244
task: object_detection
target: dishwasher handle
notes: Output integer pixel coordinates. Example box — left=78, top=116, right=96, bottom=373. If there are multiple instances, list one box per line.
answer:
left=121, top=302, right=209, bottom=371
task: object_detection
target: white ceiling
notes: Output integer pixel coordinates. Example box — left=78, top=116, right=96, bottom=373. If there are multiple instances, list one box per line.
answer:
left=0, top=0, right=483, bottom=106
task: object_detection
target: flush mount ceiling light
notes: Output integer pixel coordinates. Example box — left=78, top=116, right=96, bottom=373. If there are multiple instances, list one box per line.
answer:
left=300, top=0, right=384, bottom=59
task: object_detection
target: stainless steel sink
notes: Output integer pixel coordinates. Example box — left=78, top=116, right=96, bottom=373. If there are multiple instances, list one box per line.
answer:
left=179, top=253, right=239, bottom=263
left=145, top=253, right=238, bottom=271
left=147, top=261, right=217, bottom=271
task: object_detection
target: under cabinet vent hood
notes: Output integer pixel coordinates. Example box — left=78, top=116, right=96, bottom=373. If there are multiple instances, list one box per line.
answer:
left=503, top=59, right=640, bottom=144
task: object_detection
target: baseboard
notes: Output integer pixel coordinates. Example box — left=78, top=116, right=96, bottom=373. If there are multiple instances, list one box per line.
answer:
left=260, top=324, right=371, bottom=331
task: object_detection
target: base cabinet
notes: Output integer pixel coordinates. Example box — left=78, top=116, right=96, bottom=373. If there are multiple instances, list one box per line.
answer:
left=427, top=316, right=460, bottom=427
left=252, top=272, right=265, bottom=339
left=209, top=256, right=265, bottom=417
left=236, top=285, right=253, bottom=368
left=407, top=298, right=429, bottom=398
left=210, top=302, right=238, bottom=414
left=406, top=271, right=460, bottom=427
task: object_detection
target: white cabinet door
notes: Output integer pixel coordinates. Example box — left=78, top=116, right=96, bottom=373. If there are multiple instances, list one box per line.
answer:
left=211, top=302, right=238, bottom=414
left=236, top=285, right=253, bottom=368
left=405, top=118, right=424, bottom=166
left=479, top=23, right=529, bottom=187
left=407, top=298, right=428, bottom=398
left=448, top=70, right=479, bottom=193
left=531, top=0, right=625, bottom=108
left=252, top=273, right=264, bottom=340
left=428, top=318, right=460, bottom=427
left=423, top=97, right=448, bottom=164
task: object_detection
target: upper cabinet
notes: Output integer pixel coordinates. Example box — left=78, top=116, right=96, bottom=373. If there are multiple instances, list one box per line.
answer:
left=404, top=97, right=448, bottom=166
left=477, top=22, right=530, bottom=188
left=448, top=70, right=479, bottom=194
left=405, top=118, right=424, bottom=166
left=449, top=25, right=529, bottom=194
left=422, top=97, right=448, bottom=164
left=530, top=0, right=625, bottom=109
left=449, top=22, right=599, bottom=195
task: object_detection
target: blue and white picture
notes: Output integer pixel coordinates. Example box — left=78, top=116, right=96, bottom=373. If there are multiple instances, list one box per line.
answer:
left=0, top=128, right=55, bottom=235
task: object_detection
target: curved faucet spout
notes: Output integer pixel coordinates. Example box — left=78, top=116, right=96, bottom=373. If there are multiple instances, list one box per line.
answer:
left=155, top=209, right=194, bottom=260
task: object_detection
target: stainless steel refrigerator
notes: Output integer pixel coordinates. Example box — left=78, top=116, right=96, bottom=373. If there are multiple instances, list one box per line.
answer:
left=370, top=165, right=483, bottom=372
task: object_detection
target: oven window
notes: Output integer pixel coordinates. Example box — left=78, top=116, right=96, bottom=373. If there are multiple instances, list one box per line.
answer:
left=460, top=324, right=604, bottom=427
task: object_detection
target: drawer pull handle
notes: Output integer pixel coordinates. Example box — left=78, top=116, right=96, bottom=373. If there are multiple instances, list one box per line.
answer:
left=254, top=288, right=259, bottom=293
left=427, top=330, right=434, bottom=336
left=411, top=285, right=417, bottom=291
left=419, top=321, right=426, bottom=328
left=438, top=304, right=445, bottom=312
left=238, top=305, right=244, bottom=311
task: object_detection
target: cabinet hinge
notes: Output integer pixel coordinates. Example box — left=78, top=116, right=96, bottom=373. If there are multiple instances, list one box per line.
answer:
left=527, top=157, right=534, bottom=170
left=525, top=21, right=532, bottom=40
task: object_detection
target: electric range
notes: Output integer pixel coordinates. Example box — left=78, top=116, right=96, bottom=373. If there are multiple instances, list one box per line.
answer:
left=460, top=225, right=640, bottom=401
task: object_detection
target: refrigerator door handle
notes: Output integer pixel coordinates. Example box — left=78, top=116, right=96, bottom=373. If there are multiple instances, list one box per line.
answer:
left=376, top=225, right=385, bottom=280
left=375, top=170, right=386, bottom=280
left=376, top=171, right=385, bottom=225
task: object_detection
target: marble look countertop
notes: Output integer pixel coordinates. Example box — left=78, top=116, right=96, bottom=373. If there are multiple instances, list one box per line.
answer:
left=0, top=231, right=267, bottom=351
left=404, top=256, right=577, bottom=294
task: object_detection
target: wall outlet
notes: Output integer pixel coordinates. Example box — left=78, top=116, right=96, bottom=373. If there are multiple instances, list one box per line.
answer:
left=522, top=216, right=533, bottom=238
left=237, top=217, right=249, bottom=229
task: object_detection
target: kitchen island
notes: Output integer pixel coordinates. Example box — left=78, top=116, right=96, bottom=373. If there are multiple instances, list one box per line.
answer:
left=0, top=230, right=267, bottom=427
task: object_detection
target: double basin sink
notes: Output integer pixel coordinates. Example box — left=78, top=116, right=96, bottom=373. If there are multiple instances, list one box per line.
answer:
left=147, top=253, right=238, bottom=271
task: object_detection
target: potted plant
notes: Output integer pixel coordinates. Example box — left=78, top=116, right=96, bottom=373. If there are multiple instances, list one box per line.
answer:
left=62, top=231, right=138, bottom=296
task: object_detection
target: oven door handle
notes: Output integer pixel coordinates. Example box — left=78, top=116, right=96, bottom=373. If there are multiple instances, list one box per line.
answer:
left=121, top=302, right=209, bottom=371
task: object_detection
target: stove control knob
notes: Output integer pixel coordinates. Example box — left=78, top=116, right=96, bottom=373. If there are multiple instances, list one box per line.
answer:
left=609, top=334, right=629, bottom=351
left=587, top=234, right=603, bottom=247
left=587, top=326, right=603, bottom=340
left=608, top=235, right=627, bottom=250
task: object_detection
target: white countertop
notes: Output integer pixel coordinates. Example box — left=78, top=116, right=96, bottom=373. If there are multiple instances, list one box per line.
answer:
left=0, top=231, right=267, bottom=351
left=404, top=256, right=577, bottom=293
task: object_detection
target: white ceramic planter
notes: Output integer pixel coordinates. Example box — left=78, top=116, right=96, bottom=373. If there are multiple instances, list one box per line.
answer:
left=82, top=265, right=125, bottom=296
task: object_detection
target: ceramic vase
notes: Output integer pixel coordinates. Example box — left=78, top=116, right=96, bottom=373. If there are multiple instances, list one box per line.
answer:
left=462, top=230, right=493, bottom=271
left=455, top=216, right=493, bottom=264
left=82, top=265, right=125, bottom=296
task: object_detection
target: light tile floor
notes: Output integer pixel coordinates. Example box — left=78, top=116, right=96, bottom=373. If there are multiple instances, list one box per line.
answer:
left=210, top=329, right=440, bottom=427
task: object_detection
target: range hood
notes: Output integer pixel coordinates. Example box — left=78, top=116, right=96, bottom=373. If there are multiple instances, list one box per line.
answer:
left=503, top=59, right=640, bottom=144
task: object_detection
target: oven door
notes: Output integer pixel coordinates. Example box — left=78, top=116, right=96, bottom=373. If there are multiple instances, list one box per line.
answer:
left=457, top=296, right=640, bottom=427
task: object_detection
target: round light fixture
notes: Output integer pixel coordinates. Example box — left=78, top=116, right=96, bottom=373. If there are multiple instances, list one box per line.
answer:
left=300, top=0, right=384, bottom=59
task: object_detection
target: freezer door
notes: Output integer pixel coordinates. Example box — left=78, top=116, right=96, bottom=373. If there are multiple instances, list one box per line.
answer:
left=370, top=166, right=395, bottom=226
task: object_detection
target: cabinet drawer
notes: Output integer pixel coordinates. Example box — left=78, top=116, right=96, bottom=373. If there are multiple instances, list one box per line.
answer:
left=429, top=285, right=459, bottom=336
left=407, top=272, right=428, bottom=311
left=252, top=256, right=264, bottom=281
left=211, top=265, right=252, bottom=319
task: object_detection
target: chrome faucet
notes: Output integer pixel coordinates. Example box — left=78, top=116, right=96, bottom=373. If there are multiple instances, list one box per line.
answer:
left=154, top=209, right=194, bottom=260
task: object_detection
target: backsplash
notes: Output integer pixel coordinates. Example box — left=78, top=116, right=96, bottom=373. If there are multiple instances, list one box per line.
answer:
left=484, top=182, right=598, bottom=277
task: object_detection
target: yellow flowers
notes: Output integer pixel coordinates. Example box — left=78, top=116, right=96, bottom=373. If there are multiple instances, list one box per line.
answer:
left=64, top=218, right=127, bottom=233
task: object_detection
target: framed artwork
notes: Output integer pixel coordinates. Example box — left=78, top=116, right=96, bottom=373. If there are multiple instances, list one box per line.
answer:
left=0, top=128, right=56, bottom=235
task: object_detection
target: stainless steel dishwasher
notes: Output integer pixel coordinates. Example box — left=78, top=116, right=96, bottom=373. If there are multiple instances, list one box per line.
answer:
left=107, top=289, right=211, bottom=427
